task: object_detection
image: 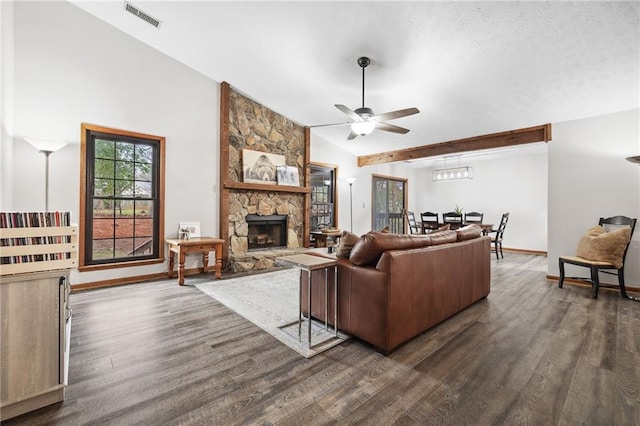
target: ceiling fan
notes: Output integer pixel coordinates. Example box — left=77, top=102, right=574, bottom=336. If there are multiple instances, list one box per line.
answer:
left=312, top=56, right=420, bottom=140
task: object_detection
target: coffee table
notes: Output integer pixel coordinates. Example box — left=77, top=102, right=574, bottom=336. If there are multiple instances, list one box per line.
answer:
left=276, top=253, right=338, bottom=348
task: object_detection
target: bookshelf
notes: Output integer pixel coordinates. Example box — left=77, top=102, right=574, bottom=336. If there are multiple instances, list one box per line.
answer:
left=0, top=212, right=76, bottom=421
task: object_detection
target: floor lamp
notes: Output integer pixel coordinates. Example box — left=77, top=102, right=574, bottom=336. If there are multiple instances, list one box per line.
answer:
left=346, top=177, right=356, bottom=232
left=25, top=138, right=68, bottom=211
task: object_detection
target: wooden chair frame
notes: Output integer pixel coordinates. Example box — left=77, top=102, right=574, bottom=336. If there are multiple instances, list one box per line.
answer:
left=487, top=212, right=509, bottom=260
left=420, top=211, right=439, bottom=233
left=558, top=215, right=637, bottom=300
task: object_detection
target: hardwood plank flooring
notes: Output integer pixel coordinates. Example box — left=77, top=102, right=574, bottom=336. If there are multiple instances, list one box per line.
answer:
left=4, top=254, right=639, bottom=425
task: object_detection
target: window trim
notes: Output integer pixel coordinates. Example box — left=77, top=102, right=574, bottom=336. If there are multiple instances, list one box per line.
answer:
left=79, top=123, right=165, bottom=272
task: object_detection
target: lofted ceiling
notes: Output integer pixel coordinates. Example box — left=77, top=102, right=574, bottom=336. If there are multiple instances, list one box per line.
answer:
left=69, top=1, right=639, bottom=160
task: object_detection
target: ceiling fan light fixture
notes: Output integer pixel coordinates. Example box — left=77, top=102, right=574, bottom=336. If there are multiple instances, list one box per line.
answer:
left=351, top=119, right=377, bottom=136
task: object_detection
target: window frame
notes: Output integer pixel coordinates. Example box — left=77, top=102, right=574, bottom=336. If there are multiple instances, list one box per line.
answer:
left=79, top=123, right=165, bottom=271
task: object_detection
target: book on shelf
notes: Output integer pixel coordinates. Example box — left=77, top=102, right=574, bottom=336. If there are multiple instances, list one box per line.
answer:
left=0, top=211, right=72, bottom=265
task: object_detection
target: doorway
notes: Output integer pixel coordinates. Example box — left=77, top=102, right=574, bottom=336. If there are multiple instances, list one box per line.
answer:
left=372, top=174, right=407, bottom=234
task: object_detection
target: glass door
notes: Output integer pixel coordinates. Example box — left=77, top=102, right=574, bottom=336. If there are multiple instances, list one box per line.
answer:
left=372, top=175, right=407, bottom=234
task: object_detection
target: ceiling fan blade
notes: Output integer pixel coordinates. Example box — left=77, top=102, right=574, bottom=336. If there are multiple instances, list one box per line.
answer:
left=308, top=122, right=351, bottom=128
left=347, top=131, right=359, bottom=140
left=377, top=122, right=410, bottom=134
left=335, top=104, right=362, bottom=121
left=373, top=107, right=420, bottom=122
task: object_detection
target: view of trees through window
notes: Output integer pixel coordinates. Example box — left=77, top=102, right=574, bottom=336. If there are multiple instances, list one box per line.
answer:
left=81, top=125, right=163, bottom=267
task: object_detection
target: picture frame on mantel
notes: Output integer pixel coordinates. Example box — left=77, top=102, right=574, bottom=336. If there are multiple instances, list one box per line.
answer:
left=242, top=149, right=285, bottom=185
left=276, top=165, right=300, bottom=186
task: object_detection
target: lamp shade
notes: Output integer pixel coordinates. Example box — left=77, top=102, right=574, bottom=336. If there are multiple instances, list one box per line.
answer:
left=24, top=137, right=68, bottom=153
left=346, top=177, right=356, bottom=184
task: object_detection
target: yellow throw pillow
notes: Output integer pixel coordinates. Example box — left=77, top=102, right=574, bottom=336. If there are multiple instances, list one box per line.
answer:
left=336, top=230, right=360, bottom=259
left=377, top=225, right=390, bottom=233
left=575, top=225, right=631, bottom=268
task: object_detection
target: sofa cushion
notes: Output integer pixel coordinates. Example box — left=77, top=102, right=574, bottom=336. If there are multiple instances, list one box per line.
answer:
left=349, top=232, right=432, bottom=266
left=576, top=225, right=631, bottom=268
left=428, top=229, right=458, bottom=245
left=336, top=230, right=360, bottom=258
left=456, top=224, right=482, bottom=241
left=431, top=223, right=450, bottom=233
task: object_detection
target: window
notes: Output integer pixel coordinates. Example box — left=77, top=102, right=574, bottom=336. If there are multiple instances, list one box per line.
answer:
left=309, top=163, right=337, bottom=235
left=80, top=124, right=165, bottom=270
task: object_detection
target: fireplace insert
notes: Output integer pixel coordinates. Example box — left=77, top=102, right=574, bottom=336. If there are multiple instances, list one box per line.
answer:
left=245, top=214, right=288, bottom=250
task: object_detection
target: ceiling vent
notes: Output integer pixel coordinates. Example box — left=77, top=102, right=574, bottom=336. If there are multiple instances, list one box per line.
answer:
left=124, top=2, right=161, bottom=28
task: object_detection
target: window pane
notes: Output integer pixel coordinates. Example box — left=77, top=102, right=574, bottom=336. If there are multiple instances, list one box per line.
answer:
left=135, top=162, right=152, bottom=181
left=93, top=218, right=114, bottom=239
left=115, top=180, right=134, bottom=197
left=115, top=160, right=134, bottom=180
left=133, top=237, right=153, bottom=255
left=135, top=200, right=153, bottom=218
left=94, top=178, right=114, bottom=197
left=115, top=238, right=134, bottom=258
left=135, top=219, right=153, bottom=237
left=92, top=239, right=114, bottom=259
left=134, top=181, right=152, bottom=198
left=95, top=159, right=114, bottom=179
left=115, top=218, right=133, bottom=238
left=116, top=142, right=134, bottom=161
left=95, top=139, right=115, bottom=159
left=135, top=145, right=153, bottom=163
left=93, top=199, right=114, bottom=219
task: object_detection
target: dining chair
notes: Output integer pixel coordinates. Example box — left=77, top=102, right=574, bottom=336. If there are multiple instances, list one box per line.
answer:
left=442, top=212, right=463, bottom=229
left=487, top=212, right=509, bottom=259
left=420, top=211, right=439, bottom=233
left=558, top=215, right=637, bottom=300
left=403, top=210, right=422, bottom=234
left=464, top=211, right=484, bottom=225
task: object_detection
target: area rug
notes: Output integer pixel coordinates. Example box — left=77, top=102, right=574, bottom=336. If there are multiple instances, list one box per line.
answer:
left=195, top=268, right=349, bottom=358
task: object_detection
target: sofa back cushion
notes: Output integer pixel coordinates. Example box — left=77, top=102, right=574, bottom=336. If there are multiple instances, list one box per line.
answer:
left=428, top=229, right=457, bottom=245
left=349, top=232, right=433, bottom=266
left=456, top=224, right=482, bottom=241
left=336, top=230, right=360, bottom=258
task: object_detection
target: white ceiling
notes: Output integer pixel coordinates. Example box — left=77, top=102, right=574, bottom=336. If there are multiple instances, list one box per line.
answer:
left=69, top=1, right=639, bottom=159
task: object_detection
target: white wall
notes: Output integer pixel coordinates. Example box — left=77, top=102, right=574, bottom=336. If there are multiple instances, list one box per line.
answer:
left=10, top=1, right=218, bottom=284
left=548, top=109, right=640, bottom=286
left=1, top=1, right=15, bottom=210
left=413, top=150, right=548, bottom=251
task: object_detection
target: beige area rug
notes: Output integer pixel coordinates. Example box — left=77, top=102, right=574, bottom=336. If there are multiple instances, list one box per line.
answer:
left=195, top=268, right=349, bottom=358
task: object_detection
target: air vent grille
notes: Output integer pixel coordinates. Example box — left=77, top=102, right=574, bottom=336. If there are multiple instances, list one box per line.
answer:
left=124, top=2, right=161, bottom=28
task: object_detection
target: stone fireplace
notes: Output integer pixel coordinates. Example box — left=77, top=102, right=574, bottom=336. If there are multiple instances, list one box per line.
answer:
left=220, top=82, right=310, bottom=273
left=245, top=214, right=287, bottom=251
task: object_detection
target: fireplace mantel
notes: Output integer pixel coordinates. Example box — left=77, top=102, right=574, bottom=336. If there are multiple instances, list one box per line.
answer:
left=224, top=181, right=311, bottom=194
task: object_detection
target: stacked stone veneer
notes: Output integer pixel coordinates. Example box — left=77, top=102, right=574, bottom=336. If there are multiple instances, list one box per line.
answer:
left=226, top=87, right=307, bottom=272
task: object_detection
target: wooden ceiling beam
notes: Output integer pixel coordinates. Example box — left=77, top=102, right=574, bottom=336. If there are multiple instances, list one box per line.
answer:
left=357, top=123, right=552, bottom=167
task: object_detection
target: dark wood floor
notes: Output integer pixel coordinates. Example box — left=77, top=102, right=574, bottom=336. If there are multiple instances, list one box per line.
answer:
left=6, top=254, right=640, bottom=425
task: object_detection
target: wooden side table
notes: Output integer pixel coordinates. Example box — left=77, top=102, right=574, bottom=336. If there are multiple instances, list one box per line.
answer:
left=166, top=237, right=224, bottom=285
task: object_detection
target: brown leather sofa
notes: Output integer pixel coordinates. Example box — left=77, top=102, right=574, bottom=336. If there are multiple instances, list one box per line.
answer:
left=306, top=226, right=491, bottom=354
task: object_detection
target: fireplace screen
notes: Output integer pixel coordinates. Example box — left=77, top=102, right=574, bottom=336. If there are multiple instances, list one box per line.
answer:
left=245, top=214, right=288, bottom=250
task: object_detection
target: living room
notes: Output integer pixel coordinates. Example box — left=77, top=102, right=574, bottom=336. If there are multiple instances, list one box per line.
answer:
left=3, top=1, right=638, bottom=288
left=1, top=1, right=639, bottom=423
